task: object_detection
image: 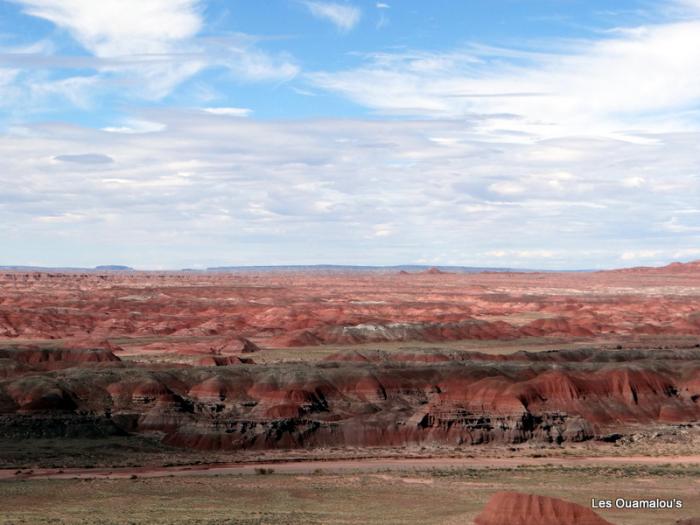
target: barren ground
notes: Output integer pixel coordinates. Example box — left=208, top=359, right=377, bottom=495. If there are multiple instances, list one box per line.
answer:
left=2, top=263, right=700, bottom=523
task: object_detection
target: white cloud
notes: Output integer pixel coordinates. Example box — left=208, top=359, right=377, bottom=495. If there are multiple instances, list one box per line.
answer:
left=12, top=0, right=202, bottom=57
left=308, top=14, right=700, bottom=140
left=102, top=120, right=166, bottom=134
left=218, top=43, right=299, bottom=82
left=376, top=3, right=390, bottom=9
left=302, top=1, right=361, bottom=31
left=8, top=1, right=298, bottom=100
left=620, top=250, right=662, bottom=261
left=488, top=181, right=525, bottom=196
left=622, top=176, right=646, bottom=188
left=202, top=107, right=252, bottom=117
left=10, top=0, right=202, bottom=99
left=2, top=113, right=700, bottom=269
left=33, top=212, right=90, bottom=224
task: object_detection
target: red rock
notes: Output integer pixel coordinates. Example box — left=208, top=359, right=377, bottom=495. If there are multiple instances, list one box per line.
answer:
left=2, top=267, right=700, bottom=450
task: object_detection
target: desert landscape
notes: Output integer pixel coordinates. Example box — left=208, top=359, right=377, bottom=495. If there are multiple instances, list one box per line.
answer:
left=1, top=262, right=700, bottom=524
left=4, top=0, right=700, bottom=522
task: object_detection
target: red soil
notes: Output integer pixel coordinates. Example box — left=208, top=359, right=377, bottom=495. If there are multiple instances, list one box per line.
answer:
left=474, top=492, right=613, bottom=525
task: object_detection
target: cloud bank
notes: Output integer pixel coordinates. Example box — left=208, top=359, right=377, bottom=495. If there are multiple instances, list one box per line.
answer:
left=1, top=0, right=700, bottom=269
left=2, top=112, right=699, bottom=269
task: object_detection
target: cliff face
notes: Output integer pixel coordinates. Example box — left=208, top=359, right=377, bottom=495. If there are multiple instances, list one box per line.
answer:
left=1, top=346, right=699, bottom=450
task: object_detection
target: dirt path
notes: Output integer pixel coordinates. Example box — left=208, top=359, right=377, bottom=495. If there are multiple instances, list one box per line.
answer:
left=2, top=455, right=699, bottom=481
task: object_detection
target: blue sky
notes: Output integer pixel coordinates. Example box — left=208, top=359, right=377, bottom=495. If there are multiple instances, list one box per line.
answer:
left=1, top=0, right=700, bottom=269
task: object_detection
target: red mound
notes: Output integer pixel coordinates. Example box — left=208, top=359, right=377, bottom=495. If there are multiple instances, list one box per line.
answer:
left=474, top=492, right=613, bottom=525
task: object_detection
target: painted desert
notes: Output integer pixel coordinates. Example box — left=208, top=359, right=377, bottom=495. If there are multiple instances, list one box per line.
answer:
left=1, top=262, right=700, bottom=524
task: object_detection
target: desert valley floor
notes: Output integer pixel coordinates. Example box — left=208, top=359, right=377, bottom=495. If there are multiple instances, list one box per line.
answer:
left=2, top=263, right=700, bottom=524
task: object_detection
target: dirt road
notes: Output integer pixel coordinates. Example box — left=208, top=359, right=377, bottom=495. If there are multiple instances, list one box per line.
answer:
left=2, top=454, right=698, bottom=481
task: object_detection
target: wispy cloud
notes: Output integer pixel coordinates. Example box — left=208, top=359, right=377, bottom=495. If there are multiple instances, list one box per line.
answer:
left=202, top=107, right=252, bottom=117
left=5, top=1, right=298, bottom=102
left=302, top=1, right=361, bottom=32
left=309, top=12, right=700, bottom=140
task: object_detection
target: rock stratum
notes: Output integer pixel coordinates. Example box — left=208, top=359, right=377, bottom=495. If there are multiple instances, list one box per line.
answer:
left=2, top=262, right=700, bottom=451
left=1, top=345, right=699, bottom=450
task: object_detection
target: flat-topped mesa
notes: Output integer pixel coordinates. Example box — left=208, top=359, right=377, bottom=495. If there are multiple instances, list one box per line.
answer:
left=474, top=492, right=614, bottom=525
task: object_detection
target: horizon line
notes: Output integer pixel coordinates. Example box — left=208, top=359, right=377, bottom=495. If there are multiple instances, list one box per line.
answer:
left=1, top=260, right=695, bottom=274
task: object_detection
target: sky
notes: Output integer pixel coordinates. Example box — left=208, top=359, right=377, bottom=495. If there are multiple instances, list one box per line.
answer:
left=1, top=0, right=700, bottom=270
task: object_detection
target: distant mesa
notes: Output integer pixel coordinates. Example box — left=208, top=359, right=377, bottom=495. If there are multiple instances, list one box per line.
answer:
left=664, top=260, right=700, bottom=272
left=474, top=492, right=613, bottom=525
left=94, top=265, right=133, bottom=271
left=423, top=267, right=447, bottom=275
left=608, top=259, right=700, bottom=274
